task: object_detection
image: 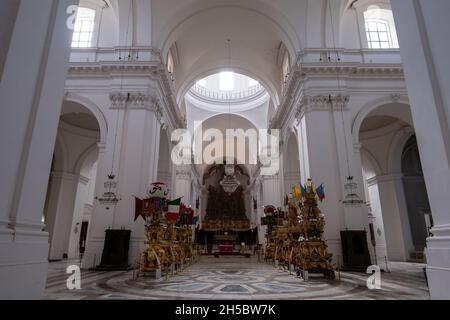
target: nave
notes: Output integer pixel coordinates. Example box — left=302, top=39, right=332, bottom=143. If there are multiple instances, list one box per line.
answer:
left=45, top=257, right=429, bottom=300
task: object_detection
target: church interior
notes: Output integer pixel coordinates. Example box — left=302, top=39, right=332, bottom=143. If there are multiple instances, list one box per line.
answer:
left=1, top=0, right=450, bottom=301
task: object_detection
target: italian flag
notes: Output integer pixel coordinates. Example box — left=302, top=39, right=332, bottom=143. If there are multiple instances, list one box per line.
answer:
left=166, top=198, right=182, bottom=222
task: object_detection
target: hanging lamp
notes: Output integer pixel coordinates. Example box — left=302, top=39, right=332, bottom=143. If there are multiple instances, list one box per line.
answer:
left=328, top=2, right=364, bottom=207
left=219, top=39, right=240, bottom=194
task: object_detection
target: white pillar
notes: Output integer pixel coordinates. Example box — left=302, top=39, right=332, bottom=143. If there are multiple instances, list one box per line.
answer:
left=45, top=172, right=79, bottom=261
left=67, top=174, right=91, bottom=259
left=297, top=95, right=370, bottom=263
left=371, top=174, right=414, bottom=261
left=174, top=165, right=192, bottom=201
left=0, top=0, right=78, bottom=299
left=365, top=177, right=389, bottom=266
left=391, top=0, right=450, bottom=299
left=87, top=94, right=162, bottom=267
left=82, top=142, right=115, bottom=269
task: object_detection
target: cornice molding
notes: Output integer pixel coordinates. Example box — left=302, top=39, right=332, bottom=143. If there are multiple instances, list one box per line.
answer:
left=67, top=60, right=185, bottom=130
left=271, top=60, right=404, bottom=134
left=299, top=64, right=404, bottom=79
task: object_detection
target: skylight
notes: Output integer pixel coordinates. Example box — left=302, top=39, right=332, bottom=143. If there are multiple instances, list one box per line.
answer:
left=220, top=72, right=235, bottom=91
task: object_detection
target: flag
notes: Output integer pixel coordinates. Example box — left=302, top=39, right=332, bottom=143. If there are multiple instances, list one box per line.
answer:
left=192, top=215, right=200, bottom=225
left=166, top=197, right=182, bottom=222
left=300, top=184, right=307, bottom=198
left=293, top=186, right=302, bottom=201
left=316, top=184, right=325, bottom=202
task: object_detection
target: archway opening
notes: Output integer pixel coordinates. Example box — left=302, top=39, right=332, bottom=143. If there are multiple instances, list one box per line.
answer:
left=357, top=102, right=431, bottom=263
left=43, top=101, right=101, bottom=261
left=401, top=135, right=432, bottom=258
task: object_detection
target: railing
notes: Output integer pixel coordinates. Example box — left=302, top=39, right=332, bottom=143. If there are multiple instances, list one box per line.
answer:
left=297, top=48, right=402, bottom=65
left=190, top=83, right=265, bottom=102
left=69, top=47, right=162, bottom=63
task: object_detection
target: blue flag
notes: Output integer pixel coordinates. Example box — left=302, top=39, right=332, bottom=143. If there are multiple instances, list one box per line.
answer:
left=316, top=184, right=325, bottom=202
left=300, top=184, right=307, bottom=198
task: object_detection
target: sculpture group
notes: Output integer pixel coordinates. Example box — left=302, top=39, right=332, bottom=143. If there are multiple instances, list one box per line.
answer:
left=263, top=179, right=335, bottom=279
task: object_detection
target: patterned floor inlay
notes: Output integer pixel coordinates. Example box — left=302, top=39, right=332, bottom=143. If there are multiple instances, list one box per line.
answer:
left=44, top=256, right=430, bottom=300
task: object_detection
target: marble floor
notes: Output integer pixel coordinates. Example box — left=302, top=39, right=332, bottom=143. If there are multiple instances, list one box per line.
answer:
left=45, top=256, right=430, bottom=300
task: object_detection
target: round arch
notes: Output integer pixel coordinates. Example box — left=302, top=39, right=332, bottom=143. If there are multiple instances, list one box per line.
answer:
left=157, top=0, right=301, bottom=63
left=63, top=93, right=108, bottom=145
left=177, top=67, right=279, bottom=108
left=73, top=143, right=99, bottom=174
left=194, top=113, right=259, bottom=174
left=360, top=146, right=382, bottom=178
left=351, top=96, right=410, bottom=143
left=53, top=134, right=69, bottom=172
left=387, top=126, right=415, bottom=174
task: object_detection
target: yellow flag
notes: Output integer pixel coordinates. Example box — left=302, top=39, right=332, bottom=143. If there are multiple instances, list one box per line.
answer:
left=293, top=186, right=301, bottom=201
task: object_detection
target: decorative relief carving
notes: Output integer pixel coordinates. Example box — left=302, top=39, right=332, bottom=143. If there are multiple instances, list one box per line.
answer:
left=109, top=92, right=149, bottom=107
left=175, top=165, right=191, bottom=180
left=295, top=94, right=350, bottom=120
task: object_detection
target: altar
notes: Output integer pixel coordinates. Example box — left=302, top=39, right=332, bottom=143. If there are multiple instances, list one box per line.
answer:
left=196, top=163, right=257, bottom=252
left=218, top=244, right=234, bottom=253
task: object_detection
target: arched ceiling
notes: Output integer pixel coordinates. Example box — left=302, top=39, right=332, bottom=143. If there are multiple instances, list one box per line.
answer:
left=60, top=101, right=100, bottom=132
left=152, top=0, right=307, bottom=106
left=193, top=113, right=259, bottom=178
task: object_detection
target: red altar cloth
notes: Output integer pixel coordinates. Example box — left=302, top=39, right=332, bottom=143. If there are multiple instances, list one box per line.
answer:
left=219, top=245, right=234, bottom=253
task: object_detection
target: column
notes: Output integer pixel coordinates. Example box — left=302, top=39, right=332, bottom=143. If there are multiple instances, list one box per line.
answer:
left=67, top=174, right=91, bottom=259
left=110, top=93, right=161, bottom=265
left=372, top=174, right=414, bottom=261
left=254, top=179, right=266, bottom=246
left=174, top=165, right=192, bottom=201
left=391, top=0, right=450, bottom=299
left=296, top=95, right=370, bottom=263
left=0, top=0, right=78, bottom=299
left=45, top=172, right=79, bottom=261
left=82, top=142, right=116, bottom=270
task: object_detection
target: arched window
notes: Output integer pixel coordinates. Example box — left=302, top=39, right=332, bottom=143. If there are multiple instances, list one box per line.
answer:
left=167, top=49, right=174, bottom=74
left=282, top=52, right=290, bottom=83
left=71, top=7, right=96, bottom=48
left=365, top=19, right=391, bottom=49
left=363, top=5, right=399, bottom=49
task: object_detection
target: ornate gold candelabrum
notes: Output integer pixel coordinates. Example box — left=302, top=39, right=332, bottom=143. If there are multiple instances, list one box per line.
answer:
left=293, top=183, right=335, bottom=279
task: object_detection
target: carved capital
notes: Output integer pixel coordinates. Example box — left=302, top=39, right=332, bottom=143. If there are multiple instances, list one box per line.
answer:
left=299, top=94, right=350, bottom=114
left=109, top=92, right=149, bottom=107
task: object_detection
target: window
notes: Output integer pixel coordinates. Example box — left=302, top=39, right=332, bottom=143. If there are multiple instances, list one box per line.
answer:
left=219, top=72, right=235, bottom=91
left=167, top=50, right=174, bottom=74
left=197, top=78, right=206, bottom=87
left=365, top=20, right=391, bottom=49
left=72, top=7, right=96, bottom=48
left=248, top=78, right=258, bottom=87
left=363, top=6, right=399, bottom=49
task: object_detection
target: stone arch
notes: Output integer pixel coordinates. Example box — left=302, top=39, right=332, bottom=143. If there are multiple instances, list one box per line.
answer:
left=177, top=67, right=279, bottom=108
left=351, top=95, right=410, bottom=144
left=63, top=92, right=108, bottom=144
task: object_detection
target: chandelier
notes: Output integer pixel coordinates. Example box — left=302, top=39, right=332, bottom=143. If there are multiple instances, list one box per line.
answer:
left=220, top=164, right=241, bottom=194
left=95, top=174, right=121, bottom=210
left=342, top=176, right=364, bottom=207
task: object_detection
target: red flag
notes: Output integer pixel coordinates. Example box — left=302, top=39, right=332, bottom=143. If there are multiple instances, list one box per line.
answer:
left=188, top=208, right=194, bottom=225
